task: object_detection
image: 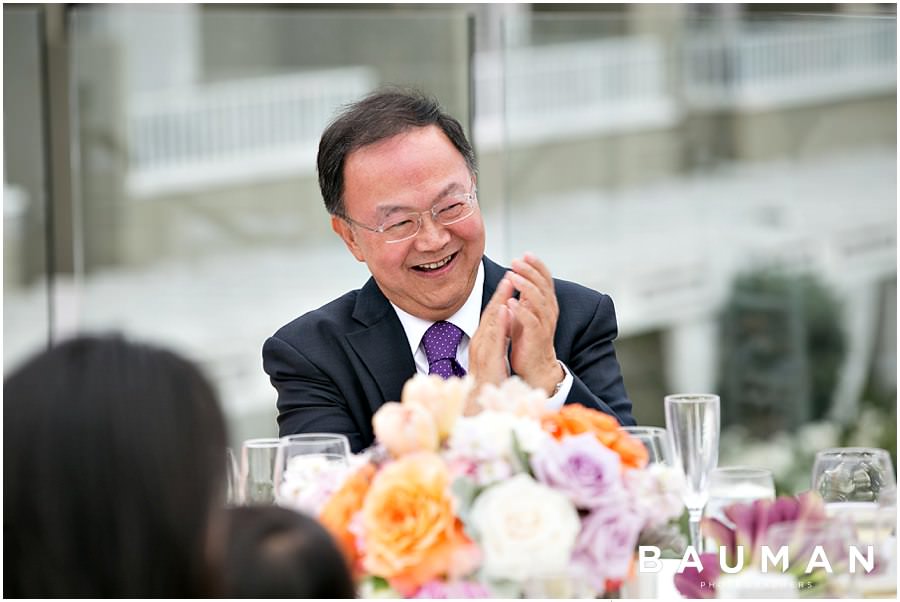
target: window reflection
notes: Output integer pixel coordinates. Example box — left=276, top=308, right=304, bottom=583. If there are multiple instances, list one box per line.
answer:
left=2, top=6, right=895, bottom=467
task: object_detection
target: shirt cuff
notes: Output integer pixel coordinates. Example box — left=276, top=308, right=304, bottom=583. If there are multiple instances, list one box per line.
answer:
left=544, top=361, right=573, bottom=411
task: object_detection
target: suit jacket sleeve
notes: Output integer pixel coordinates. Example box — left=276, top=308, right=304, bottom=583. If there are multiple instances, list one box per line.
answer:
left=559, top=291, right=636, bottom=426
left=262, top=334, right=369, bottom=452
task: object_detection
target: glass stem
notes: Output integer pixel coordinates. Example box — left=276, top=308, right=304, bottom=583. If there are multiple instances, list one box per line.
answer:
left=689, top=508, right=703, bottom=554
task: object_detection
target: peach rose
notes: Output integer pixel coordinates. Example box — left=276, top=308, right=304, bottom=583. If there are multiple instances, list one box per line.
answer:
left=401, top=374, right=471, bottom=441
left=318, top=462, right=376, bottom=572
left=360, top=453, right=477, bottom=595
left=540, top=405, right=647, bottom=470
left=372, top=401, right=439, bottom=457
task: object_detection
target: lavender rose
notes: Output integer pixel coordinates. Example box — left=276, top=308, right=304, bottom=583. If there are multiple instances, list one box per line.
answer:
left=531, top=432, right=626, bottom=510
left=572, top=505, right=644, bottom=590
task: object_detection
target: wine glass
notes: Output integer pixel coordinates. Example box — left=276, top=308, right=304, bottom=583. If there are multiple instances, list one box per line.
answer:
left=664, top=393, right=720, bottom=554
left=812, top=447, right=896, bottom=537
left=273, top=433, right=351, bottom=512
left=238, top=438, right=282, bottom=505
left=812, top=447, right=896, bottom=506
left=812, top=446, right=896, bottom=586
left=620, top=426, right=672, bottom=465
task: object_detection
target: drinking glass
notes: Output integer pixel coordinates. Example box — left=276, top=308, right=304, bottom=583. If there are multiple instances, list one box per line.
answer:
left=665, top=393, right=720, bottom=554
left=238, top=438, right=282, bottom=505
left=620, top=426, right=672, bottom=465
left=812, top=447, right=896, bottom=542
left=812, top=447, right=897, bottom=596
left=273, top=433, right=351, bottom=512
left=812, top=447, right=896, bottom=505
left=707, top=466, right=776, bottom=525
left=225, top=447, right=239, bottom=506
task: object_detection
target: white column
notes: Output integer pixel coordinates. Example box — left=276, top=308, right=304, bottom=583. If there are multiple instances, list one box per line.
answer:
left=661, top=316, right=719, bottom=395
left=829, top=282, right=881, bottom=422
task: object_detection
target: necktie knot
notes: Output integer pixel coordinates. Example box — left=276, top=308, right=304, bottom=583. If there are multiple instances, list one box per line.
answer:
left=422, top=321, right=466, bottom=379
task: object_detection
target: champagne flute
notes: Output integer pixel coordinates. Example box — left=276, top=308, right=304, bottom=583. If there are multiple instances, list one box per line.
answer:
left=273, top=433, right=351, bottom=512
left=239, top=438, right=282, bottom=505
left=665, top=393, right=720, bottom=554
left=620, top=426, right=672, bottom=465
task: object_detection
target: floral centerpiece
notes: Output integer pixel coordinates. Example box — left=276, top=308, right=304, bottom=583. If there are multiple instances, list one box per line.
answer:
left=285, top=375, right=685, bottom=598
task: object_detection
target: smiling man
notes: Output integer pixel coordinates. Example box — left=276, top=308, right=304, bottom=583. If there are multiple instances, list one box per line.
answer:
left=263, top=89, right=634, bottom=452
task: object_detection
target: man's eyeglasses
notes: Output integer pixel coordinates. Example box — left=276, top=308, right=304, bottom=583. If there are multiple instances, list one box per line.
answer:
left=341, top=186, right=478, bottom=244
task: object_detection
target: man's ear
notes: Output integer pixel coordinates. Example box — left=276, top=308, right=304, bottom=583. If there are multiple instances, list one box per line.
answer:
left=332, top=216, right=366, bottom=262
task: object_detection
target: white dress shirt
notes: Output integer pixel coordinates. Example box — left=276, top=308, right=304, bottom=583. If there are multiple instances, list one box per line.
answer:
left=390, top=261, right=573, bottom=410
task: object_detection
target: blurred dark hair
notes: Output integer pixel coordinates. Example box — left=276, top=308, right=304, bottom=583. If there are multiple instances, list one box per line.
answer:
left=224, top=505, right=356, bottom=598
left=3, top=334, right=228, bottom=597
left=317, top=87, right=477, bottom=217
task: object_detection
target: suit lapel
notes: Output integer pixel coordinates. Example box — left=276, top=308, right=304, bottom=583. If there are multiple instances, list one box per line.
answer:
left=346, top=278, right=416, bottom=413
left=481, top=256, right=508, bottom=311
left=481, top=256, right=517, bottom=368
left=347, top=256, right=508, bottom=414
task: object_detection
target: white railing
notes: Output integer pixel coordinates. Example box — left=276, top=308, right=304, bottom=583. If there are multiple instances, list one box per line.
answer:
left=127, top=67, right=376, bottom=198
left=474, top=36, right=678, bottom=149
left=125, top=19, right=895, bottom=196
left=684, top=19, right=896, bottom=110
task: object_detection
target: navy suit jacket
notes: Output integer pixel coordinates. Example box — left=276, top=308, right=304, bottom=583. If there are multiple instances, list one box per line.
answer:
left=263, top=256, right=634, bottom=452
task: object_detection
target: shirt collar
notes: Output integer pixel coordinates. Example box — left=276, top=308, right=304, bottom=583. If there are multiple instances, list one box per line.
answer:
left=391, top=260, right=485, bottom=357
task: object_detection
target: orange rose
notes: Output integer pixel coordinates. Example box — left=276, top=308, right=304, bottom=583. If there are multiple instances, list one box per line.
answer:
left=319, top=462, right=376, bottom=572
left=541, top=405, right=648, bottom=469
left=360, top=453, right=477, bottom=595
left=609, top=431, right=649, bottom=470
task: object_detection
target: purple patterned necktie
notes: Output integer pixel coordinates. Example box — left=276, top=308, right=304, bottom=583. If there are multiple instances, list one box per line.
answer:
left=422, top=321, right=467, bottom=379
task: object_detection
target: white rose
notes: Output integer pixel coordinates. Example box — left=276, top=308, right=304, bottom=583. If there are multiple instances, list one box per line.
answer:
left=623, top=463, right=685, bottom=527
left=446, top=412, right=550, bottom=485
left=476, top=376, right=548, bottom=418
left=470, top=474, right=580, bottom=582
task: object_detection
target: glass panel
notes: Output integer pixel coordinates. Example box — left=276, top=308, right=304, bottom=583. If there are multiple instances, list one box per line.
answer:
left=62, top=5, right=473, bottom=446
left=496, top=6, right=896, bottom=490
left=4, top=6, right=51, bottom=374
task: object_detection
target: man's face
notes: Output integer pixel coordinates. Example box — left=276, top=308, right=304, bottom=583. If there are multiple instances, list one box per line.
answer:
left=333, top=125, right=486, bottom=322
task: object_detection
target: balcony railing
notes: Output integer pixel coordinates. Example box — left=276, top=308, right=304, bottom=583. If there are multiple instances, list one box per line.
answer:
left=125, top=18, right=895, bottom=196
left=683, top=19, right=896, bottom=109
left=126, top=67, right=376, bottom=197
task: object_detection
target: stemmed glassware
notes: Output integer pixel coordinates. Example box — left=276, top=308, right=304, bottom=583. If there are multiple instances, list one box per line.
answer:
left=664, top=393, right=721, bottom=554
left=811, top=446, right=896, bottom=591
left=273, top=433, right=351, bottom=511
left=620, top=426, right=672, bottom=465
left=812, top=447, right=896, bottom=507
left=238, top=438, right=282, bottom=505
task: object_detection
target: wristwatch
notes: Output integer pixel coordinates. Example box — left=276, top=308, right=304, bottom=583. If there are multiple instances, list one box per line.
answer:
left=550, top=361, right=566, bottom=397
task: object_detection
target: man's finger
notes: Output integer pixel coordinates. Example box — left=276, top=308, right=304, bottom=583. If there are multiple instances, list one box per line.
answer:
left=522, top=252, right=554, bottom=283
left=508, top=271, right=545, bottom=302
left=487, top=275, right=515, bottom=310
